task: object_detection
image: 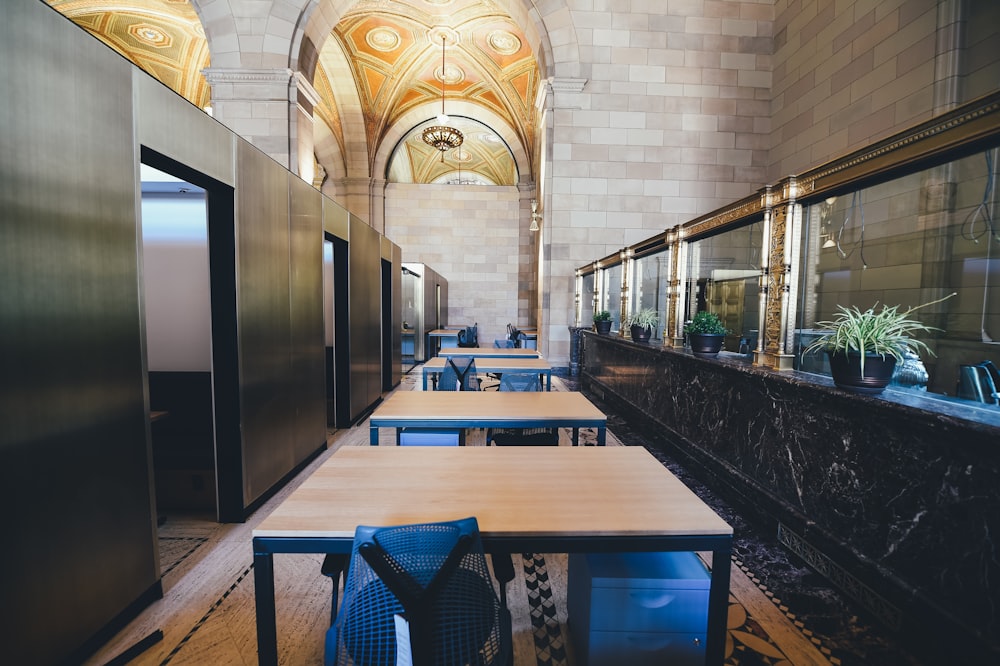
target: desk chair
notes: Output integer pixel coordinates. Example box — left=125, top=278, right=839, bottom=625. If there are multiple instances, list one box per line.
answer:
left=457, top=323, right=479, bottom=348
left=437, top=356, right=481, bottom=391
left=486, top=373, right=560, bottom=446
left=325, top=517, right=512, bottom=666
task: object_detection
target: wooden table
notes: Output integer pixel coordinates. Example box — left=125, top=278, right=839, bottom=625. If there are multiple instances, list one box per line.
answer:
left=422, top=356, right=553, bottom=390
left=252, top=446, right=732, bottom=666
left=369, top=390, right=606, bottom=445
left=426, top=329, right=463, bottom=356
left=438, top=346, right=540, bottom=358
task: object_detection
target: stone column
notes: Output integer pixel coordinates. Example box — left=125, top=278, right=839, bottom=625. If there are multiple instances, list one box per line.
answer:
left=202, top=67, right=294, bottom=169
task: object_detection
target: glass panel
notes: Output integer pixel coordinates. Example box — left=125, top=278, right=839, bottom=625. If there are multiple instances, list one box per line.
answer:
left=796, top=148, right=1000, bottom=408
left=629, top=250, right=670, bottom=341
left=581, top=272, right=595, bottom=323
left=401, top=267, right=418, bottom=370
left=602, top=264, right=622, bottom=331
left=685, top=221, right=763, bottom=355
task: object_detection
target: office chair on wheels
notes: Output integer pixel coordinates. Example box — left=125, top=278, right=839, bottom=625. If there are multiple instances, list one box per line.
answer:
left=325, top=517, right=512, bottom=666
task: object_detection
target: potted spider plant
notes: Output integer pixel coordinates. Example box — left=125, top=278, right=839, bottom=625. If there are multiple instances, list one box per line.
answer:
left=593, top=310, right=613, bottom=335
left=625, top=307, right=659, bottom=343
left=684, top=311, right=729, bottom=357
left=802, top=294, right=954, bottom=395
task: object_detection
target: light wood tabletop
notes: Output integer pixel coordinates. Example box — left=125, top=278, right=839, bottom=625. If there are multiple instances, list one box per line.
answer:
left=422, top=356, right=553, bottom=390
left=252, top=446, right=733, bottom=666
left=438, top=346, right=540, bottom=358
left=368, top=390, right=605, bottom=444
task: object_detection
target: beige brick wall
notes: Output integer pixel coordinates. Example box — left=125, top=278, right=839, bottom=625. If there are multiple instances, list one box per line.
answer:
left=769, top=0, right=945, bottom=179
left=384, top=184, right=531, bottom=347
left=545, top=1, right=775, bottom=364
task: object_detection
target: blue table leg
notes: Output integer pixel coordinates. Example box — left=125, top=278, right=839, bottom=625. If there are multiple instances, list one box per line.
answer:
left=370, top=426, right=379, bottom=445
left=254, top=551, right=278, bottom=666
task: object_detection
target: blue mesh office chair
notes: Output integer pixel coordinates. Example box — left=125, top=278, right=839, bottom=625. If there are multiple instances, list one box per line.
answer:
left=438, top=356, right=480, bottom=391
left=486, top=373, right=559, bottom=446
left=457, top=323, right=479, bottom=348
left=325, top=517, right=512, bottom=666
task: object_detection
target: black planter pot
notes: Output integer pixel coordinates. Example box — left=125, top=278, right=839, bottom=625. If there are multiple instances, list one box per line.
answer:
left=594, top=320, right=612, bottom=335
left=688, top=333, right=724, bottom=357
left=630, top=325, right=651, bottom=343
left=827, top=350, right=897, bottom=394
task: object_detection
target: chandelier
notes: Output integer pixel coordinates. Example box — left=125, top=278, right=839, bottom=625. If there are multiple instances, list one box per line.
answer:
left=421, top=35, right=463, bottom=162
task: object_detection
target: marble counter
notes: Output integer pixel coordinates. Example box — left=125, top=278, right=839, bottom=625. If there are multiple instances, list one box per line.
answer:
left=580, top=332, right=1000, bottom=662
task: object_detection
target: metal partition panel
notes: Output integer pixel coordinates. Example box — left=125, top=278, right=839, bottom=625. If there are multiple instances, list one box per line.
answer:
left=349, top=216, right=383, bottom=420
left=236, top=143, right=293, bottom=504
left=1, top=2, right=155, bottom=662
left=135, top=74, right=235, bottom=187
left=288, top=176, right=326, bottom=460
left=384, top=240, right=402, bottom=388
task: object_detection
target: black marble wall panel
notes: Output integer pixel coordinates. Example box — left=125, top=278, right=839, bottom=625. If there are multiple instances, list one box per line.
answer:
left=581, top=332, right=1000, bottom=660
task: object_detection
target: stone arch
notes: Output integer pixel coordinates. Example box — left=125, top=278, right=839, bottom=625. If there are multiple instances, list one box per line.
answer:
left=373, top=99, right=529, bottom=186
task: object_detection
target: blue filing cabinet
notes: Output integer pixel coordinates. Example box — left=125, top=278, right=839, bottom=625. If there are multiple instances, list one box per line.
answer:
left=568, top=551, right=710, bottom=665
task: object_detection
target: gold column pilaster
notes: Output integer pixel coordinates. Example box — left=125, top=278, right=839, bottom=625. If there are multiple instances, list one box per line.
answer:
left=668, top=230, right=688, bottom=348
left=756, top=180, right=800, bottom=370
left=618, top=249, right=630, bottom=337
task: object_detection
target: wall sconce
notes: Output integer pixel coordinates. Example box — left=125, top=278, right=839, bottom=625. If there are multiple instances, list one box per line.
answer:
left=530, top=199, right=541, bottom=232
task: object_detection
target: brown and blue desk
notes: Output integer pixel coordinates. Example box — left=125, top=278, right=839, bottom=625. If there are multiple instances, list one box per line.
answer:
left=438, top=346, right=540, bottom=359
left=252, top=446, right=732, bottom=666
left=368, top=390, right=606, bottom=446
left=422, top=356, right=553, bottom=391
left=426, top=328, right=463, bottom=357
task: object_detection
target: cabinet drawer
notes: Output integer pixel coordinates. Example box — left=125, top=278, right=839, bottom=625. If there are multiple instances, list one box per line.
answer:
left=589, top=586, right=709, bottom=632
left=584, top=630, right=706, bottom=666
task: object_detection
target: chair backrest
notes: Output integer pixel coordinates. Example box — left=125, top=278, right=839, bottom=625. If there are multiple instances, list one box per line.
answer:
left=326, top=517, right=510, bottom=666
left=507, top=325, right=521, bottom=348
left=498, top=372, right=541, bottom=392
left=457, top=324, right=479, bottom=348
left=439, top=356, right=478, bottom=391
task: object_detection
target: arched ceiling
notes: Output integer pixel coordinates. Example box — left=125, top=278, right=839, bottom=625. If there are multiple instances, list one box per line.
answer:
left=44, top=0, right=210, bottom=109
left=318, top=0, right=538, bottom=184
left=44, top=0, right=538, bottom=185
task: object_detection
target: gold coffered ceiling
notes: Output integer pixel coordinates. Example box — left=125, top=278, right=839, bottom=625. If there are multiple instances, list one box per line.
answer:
left=45, top=0, right=210, bottom=109
left=45, top=0, right=537, bottom=185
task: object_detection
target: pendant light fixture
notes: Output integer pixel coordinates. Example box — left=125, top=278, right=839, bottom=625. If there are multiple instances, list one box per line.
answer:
left=421, top=35, right=463, bottom=162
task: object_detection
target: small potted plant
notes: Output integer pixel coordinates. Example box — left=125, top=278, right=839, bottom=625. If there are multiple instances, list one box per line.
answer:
left=684, top=311, right=729, bottom=357
left=802, top=294, right=954, bottom=395
left=593, top=310, right=613, bottom=334
left=625, top=307, right=659, bottom=343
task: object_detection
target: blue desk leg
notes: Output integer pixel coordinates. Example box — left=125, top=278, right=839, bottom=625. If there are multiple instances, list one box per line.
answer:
left=706, top=542, right=732, bottom=665
left=597, top=426, right=606, bottom=446
left=254, top=550, right=278, bottom=666
left=370, top=426, right=379, bottom=445
left=422, top=372, right=428, bottom=391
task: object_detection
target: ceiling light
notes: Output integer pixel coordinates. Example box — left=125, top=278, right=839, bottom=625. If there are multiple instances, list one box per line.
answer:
left=422, top=35, right=463, bottom=162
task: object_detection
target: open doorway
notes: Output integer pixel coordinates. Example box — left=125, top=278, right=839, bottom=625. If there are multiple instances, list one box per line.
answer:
left=140, top=148, right=242, bottom=531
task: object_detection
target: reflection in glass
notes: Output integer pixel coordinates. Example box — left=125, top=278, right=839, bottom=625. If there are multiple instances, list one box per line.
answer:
left=580, top=272, right=595, bottom=325
left=630, top=250, right=670, bottom=341
left=797, top=148, right=1000, bottom=408
left=603, top=264, right=622, bottom=331
left=685, top=222, right=762, bottom=354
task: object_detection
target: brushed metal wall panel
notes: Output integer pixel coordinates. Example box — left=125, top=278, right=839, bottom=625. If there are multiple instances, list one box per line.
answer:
left=135, top=74, right=235, bottom=187
left=288, top=176, right=326, bottom=460
left=236, top=142, right=293, bottom=504
left=324, top=197, right=350, bottom=240
left=349, top=215, right=383, bottom=420
left=388, top=241, right=402, bottom=387
left=1, top=1, right=155, bottom=662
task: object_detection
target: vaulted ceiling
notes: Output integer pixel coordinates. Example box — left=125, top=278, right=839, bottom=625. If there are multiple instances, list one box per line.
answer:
left=44, top=0, right=536, bottom=186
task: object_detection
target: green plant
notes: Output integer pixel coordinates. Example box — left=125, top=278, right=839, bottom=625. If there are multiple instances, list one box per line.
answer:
left=625, top=307, right=659, bottom=330
left=802, top=293, right=955, bottom=374
left=683, top=311, right=728, bottom=335
left=593, top=310, right=612, bottom=322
